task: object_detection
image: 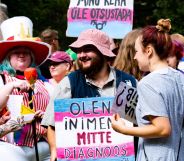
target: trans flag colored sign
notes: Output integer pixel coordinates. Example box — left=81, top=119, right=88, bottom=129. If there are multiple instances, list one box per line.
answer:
left=54, top=97, right=135, bottom=161
left=66, top=0, right=134, bottom=39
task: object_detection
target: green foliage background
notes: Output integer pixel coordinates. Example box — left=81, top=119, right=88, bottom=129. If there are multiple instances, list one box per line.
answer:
left=2, top=0, right=184, bottom=49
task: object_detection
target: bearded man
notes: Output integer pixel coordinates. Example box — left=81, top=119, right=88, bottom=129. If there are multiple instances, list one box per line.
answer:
left=41, top=29, right=136, bottom=161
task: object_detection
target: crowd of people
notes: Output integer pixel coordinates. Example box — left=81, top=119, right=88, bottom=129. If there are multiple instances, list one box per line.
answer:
left=0, top=3, right=184, bottom=161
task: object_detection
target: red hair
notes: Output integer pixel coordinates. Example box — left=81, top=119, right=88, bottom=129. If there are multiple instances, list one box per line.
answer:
left=141, top=25, right=172, bottom=60
left=170, top=40, right=184, bottom=60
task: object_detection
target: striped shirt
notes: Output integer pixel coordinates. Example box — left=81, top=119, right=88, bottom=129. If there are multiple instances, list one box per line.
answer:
left=1, top=73, right=50, bottom=147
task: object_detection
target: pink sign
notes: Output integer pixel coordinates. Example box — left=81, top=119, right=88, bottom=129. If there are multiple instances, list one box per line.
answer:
left=66, top=0, right=134, bottom=38
left=54, top=97, right=135, bottom=161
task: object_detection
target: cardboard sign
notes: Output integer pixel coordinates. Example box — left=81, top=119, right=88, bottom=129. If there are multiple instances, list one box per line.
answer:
left=7, top=95, right=23, bottom=119
left=66, top=0, right=134, bottom=39
left=54, top=97, right=135, bottom=161
left=111, top=82, right=137, bottom=124
left=7, top=95, right=35, bottom=122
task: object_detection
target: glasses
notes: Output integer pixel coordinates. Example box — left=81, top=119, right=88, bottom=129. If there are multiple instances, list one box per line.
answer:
left=49, top=61, right=65, bottom=67
left=43, top=37, right=59, bottom=44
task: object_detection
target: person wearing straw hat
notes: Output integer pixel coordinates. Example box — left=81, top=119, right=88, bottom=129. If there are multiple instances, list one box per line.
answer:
left=42, top=28, right=137, bottom=160
left=0, top=16, right=51, bottom=161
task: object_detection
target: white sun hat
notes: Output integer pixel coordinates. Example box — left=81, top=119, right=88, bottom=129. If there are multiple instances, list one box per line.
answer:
left=0, top=16, right=51, bottom=65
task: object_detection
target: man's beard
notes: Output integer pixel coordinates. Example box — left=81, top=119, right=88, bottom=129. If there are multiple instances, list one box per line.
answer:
left=77, top=54, right=105, bottom=79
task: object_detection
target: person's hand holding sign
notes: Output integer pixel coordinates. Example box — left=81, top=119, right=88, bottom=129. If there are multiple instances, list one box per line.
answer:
left=111, top=113, right=126, bottom=134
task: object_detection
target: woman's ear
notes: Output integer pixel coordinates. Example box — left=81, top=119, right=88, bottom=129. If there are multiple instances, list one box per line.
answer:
left=145, top=45, right=153, bottom=58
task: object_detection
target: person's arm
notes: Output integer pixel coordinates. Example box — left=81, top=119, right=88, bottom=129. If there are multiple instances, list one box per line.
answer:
left=47, top=126, right=57, bottom=161
left=0, top=82, right=14, bottom=110
left=42, top=76, right=72, bottom=127
left=0, top=116, right=24, bottom=137
left=0, top=78, right=30, bottom=110
left=111, top=113, right=171, bottom=138
left=42, top=76, right=72, bottom=160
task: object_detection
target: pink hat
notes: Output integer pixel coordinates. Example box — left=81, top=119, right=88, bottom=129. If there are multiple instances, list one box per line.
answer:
left=48, top=51, right=73, bottom=65
left=69, top=29, right=115, bottom=57
left=0, top=16, right=51, bottom=65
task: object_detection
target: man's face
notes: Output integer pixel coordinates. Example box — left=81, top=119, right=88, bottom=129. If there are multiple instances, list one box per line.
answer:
left=76, top=45, right=105, bottom=76
left=42, top=33, right=59, bottom=52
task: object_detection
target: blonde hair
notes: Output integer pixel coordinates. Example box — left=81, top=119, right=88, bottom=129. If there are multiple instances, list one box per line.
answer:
left=113, top=29, right=143, bottom=80
left=156, top=18, right=171, bottom=33
left=171, top=33, right=184, bottom=45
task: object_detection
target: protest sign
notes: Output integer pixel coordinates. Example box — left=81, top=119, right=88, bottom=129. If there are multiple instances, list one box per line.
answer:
left=54, top=97, right=135, bottom=161
left=66, top=0, right=134, bottom=39
left=111, top=82, right=137, bottom=124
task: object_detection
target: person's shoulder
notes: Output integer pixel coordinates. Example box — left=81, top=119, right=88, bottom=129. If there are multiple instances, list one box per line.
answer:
left=68, top=70, right=82, bottom=76
left=58, top=75, right=70, bottom=86
left=114, top=68, right=134, bottom=76
left=113, top=68, right=136, bottom=87
left=68, top=70, right=84, bottom=81
left=114, top=68, right=136, bottom=81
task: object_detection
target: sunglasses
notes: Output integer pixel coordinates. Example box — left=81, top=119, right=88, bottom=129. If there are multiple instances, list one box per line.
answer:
left=49, top=61, right=65, bottom=67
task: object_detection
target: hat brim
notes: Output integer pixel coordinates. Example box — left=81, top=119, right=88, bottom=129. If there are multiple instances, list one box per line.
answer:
left=0, top=40, right=51, bottom=65
left=69, top=40, right=116, bottom=57
left=47, top=58, right=65, bottom=63
left=47, top=58, right=73, bottom=66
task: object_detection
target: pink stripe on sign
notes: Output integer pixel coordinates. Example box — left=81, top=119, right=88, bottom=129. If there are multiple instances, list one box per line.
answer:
left=57, top=142, right=134, bottom=159
left=55, top=111, right=112, bottom=122
left=68, top=7, right=133, bottom=22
